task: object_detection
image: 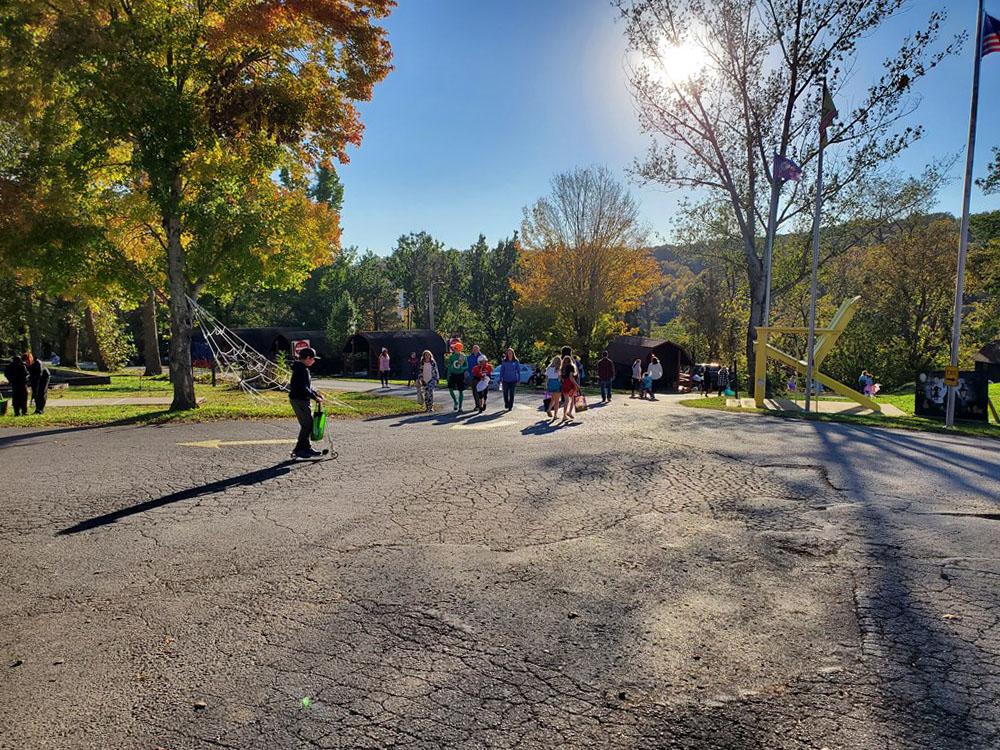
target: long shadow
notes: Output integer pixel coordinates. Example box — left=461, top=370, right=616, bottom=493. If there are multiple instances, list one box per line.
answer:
left=0, top=414, right=167, bottom=449
left=57, top=462, right=297, bottom=535
left=806, top=420, right=984, bottom=744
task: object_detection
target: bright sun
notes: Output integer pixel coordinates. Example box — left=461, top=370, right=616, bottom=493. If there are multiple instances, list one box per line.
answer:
left=648, top=38, right=710, bottom=85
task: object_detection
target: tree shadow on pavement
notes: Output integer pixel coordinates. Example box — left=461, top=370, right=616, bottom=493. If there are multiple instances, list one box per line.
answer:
left=56, top=461, right=299, bottom=535
left=806, top=420, right=991, bottom=747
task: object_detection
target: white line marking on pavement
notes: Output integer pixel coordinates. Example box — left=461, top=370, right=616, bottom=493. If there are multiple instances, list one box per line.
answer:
left=450, top=420, right=517, bottom=430
left=178, top=439, right=297, bottom=449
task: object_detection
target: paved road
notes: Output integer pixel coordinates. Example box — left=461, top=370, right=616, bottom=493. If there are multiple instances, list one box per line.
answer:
left=1, top=394, right=997, bottom=749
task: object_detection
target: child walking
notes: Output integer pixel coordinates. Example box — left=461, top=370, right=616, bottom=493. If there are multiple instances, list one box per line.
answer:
left=417, top=350, right=439, bottom=413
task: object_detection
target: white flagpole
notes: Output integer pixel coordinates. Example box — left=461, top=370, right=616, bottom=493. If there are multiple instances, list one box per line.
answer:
left=804, top=120, right=825, bottom=413
left=946, top=0, right=985, bottom=428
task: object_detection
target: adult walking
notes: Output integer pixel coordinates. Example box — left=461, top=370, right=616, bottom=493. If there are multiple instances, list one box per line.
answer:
left=4, top=355, right=29, bottom=416
left=377, top=347, right=391, bottom=389
left=471, top=354, right=493, bottom=413
left=417, top=350, right=438, bottom=413
left=27, top=354, right=50, bottom=414
left=559, top=354, right=579, bottom=422
left=445, top=342, right=467, bottom=412
left=647, top=355, right=663, bottom=401
left=717, top=366, right=730, bottom=397
left=288, top=347, right=324, bottom=458
left=630, top=358, right=642, bottom=398
left=597, top=351, right=615, bottom=403
left=498, top=348, right=520, bottom=411
left=466, top=344, right=482, bottom=386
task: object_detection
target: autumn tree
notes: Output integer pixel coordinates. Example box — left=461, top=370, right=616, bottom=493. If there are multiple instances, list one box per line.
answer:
left=617, top=0, right=960, bottom=387
left=516, top=166, right=663, bottom=364
left=2, top=0, right=394, bottom=409
left=821, top=217, right=961, bottom=387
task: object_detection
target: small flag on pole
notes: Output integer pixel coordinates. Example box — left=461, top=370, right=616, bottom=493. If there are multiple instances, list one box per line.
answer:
left=820, top=82, right=838, bottom=146
left=773, top=153, right=802, bottom=182
left=983, top=13, right=1000, bottom=56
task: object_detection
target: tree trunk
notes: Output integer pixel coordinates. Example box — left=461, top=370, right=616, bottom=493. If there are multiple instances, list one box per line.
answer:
left=83, top=306, right=111, bottom=371
left=141, top=289, right=163, bottom=376
left=746, top=253, right=766, bottom=397
left=24, top=287, right=42, bottom=358
left=164, top=174, right=197, bottom=410
left=63, top=320, right=79, bottom=367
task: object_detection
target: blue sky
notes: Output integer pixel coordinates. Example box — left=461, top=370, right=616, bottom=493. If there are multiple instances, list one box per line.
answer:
left=336, top=0, right=1000, bottom=253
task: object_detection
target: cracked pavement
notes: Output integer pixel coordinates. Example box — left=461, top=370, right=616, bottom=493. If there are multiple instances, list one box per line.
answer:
left=1, top=395, right=998, bottom=749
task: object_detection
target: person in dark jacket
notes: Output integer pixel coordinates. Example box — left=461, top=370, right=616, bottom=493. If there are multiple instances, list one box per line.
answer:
left=288, top=347, right=324, bottom=458
left=4, top=355, right=29, bottom=416
left=597, top=351, right=615, bottom=403
left=27, top=354, right=50, bottom=414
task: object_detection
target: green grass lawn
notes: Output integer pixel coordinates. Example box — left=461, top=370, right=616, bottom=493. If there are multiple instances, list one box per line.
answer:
left=0, top=378, right=420, bottom=428
left=680, top=389, right=1000, bottom=441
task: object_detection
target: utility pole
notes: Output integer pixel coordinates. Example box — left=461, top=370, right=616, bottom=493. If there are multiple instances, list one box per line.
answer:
left=428, top=281, right=435, bottom=331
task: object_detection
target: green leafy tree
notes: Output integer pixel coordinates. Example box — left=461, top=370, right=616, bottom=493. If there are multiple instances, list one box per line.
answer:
left=326, top=293, right=359, bottom=352
left=464, top=234, right=520, bottom=358
left=2, top=0, right=394, bottom=409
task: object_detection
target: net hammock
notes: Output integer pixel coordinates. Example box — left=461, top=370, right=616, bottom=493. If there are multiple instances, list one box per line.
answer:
left=187, top=295, right=290, bottom=398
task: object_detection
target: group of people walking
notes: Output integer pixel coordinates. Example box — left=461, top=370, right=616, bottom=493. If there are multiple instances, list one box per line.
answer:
left=3, top=352, right=50, bottom=416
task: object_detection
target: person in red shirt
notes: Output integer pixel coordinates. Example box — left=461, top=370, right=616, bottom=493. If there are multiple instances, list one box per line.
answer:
left=471, top=354, right=493, bottom=413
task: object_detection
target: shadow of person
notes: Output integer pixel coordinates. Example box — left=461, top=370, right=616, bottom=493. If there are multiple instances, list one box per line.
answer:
left=57, top=461, right=299, bottom=535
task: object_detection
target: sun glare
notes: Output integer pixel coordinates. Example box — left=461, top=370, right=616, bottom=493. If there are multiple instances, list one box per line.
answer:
left=649, top=38, right=709, bottom=85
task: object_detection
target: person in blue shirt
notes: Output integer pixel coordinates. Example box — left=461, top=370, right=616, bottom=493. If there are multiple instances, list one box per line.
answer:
left=498, top=348, right=521, bottom=411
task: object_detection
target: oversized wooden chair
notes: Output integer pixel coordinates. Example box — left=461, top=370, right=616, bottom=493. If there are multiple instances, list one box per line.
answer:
left=753, top=296, right=879, bottom=411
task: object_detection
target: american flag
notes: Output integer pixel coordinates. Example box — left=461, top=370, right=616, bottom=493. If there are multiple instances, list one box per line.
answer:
left=773, top=153, right=802, bottom=182
left=983, top=13, right=1000, bottom=57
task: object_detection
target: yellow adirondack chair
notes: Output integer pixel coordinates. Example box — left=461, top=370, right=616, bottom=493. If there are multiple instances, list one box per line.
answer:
left=753, top=296, right=879, bottom=411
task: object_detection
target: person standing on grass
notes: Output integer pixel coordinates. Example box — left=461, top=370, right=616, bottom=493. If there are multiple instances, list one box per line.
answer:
left=406, top=352, right=419, bottom=387
left=472, top=354, right=493, bottom=413
left=597, top=351, right=614, bottom=403
left=700, top=368, right=710, bottom=397
left=27, top=354, right=50, bottom=414
left=288, top=347, right=324, bottom=458
left=445, top=343, right=467, bottom=412
left=417, top=350, right=438, bottom=413
left=377, top=347, right=391, bottom=389
left=630, top=358, right=642, bottom=398
left=498, top=348, right=521, bottom=411
left=716, top=366, right=730, bottom=397
left=4, top=355, right=29, bottom=416
left=559, top=354, right=579, bottom=422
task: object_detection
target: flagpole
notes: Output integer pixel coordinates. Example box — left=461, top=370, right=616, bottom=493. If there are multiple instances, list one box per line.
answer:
left=946, top=0, right=985, bottom=428
left=804, top=92, right=827, bottom=413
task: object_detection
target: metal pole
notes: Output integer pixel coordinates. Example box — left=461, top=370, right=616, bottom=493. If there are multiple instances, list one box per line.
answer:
left=804, top=119, right=826, bottom=413
left=946, top=0, right=985, bottom=428
left=428, top=281, right=435, bottom=331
